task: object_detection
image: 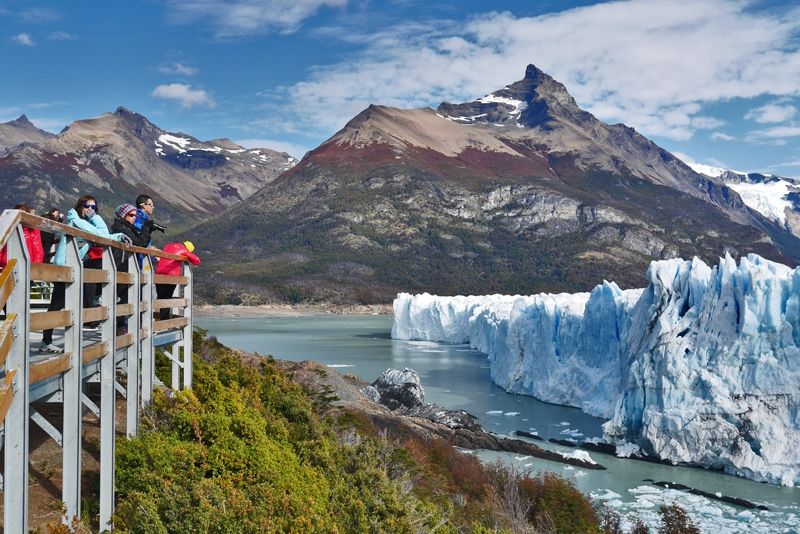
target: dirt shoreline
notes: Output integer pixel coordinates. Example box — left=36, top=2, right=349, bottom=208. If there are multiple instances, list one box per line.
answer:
left=195, top=303, right=393, bottom=317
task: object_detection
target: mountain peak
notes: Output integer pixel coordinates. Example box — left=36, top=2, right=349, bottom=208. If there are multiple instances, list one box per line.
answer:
left=437, top=63, right=587, bottom=128
left=10, top=114, right=33, bottom=127
left=521, top=63, right=578, bottom=108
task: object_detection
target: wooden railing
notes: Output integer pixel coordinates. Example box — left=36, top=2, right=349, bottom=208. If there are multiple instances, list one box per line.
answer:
left=0, top=209, right=195, bottom=532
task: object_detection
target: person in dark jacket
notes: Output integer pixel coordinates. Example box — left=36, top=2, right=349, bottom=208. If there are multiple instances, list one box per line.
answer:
left=134, top=194, right=156, bottom=247
left=40, top=208, right=63, bottom=263
left=111, top=203, right=148, bottom=334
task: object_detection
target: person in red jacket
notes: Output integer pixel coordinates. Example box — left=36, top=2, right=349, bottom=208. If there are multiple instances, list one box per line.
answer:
left=155, top=240, right=200, bottom=320
left=0, top=204, right=44, bottom=269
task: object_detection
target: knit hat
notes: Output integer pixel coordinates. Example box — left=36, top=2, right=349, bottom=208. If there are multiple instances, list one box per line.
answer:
left=115, top=203, right=137, bottom=220
left=183, top=241, right=195, bottom=253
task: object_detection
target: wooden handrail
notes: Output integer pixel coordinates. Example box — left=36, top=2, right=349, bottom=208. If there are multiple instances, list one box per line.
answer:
left=116, top=333, right=134, bottom=349
left=30, top=310, right=72, bottom=332
left=153, top=274, right=189, bottom=285
left=154, top=298, right=187, bottom=309
left=16, top=211, right=191, bottom=262
left=83, top=306, right=109, bottom=324
left=0, top=210, right=21, bottom=253
left=116, top=303, right=134, bottom=317
left=31, top=263, right=73, bottom=283
left=29, top=354, right=71, bottom=385
left=83, top=342, right=109, bottom=364
left=83, top=268, right=109, bottom=284
left=153, top=317, right=189, bottom=332
left=116, top=272, right=135, bottom=284
left=0, top=313, right=17, bottom=369
left=0, top=370, right=16, bottom=424
left=0, top=259, right=16, bottom=310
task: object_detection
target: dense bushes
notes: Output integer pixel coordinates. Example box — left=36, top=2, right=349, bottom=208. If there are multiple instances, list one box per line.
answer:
left=110, top=331, right=694, bottom=533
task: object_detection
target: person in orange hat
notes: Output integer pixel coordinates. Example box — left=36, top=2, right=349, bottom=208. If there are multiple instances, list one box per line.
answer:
left=155, top=240, right=200, bottom=320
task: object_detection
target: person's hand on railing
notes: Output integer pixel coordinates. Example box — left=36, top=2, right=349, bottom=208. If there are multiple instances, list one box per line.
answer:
left=112, top=233, right=133, bottom=245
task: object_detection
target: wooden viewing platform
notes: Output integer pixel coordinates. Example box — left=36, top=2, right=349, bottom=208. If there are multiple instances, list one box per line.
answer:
left=0, top=209, right=195, bottom=532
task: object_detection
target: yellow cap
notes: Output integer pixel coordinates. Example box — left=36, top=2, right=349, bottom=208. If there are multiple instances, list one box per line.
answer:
left=183, top=241, right=195, bottom=253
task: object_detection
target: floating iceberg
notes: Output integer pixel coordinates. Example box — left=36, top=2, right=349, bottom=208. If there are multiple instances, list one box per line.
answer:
left=392, top=254, right=800, bottom=485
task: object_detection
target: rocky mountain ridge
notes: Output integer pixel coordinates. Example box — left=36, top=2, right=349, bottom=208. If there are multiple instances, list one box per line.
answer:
left=0, top=108, right=295, bottom=228
left=188, top=64, right=800, bottom=304
left=685, top=160, right=800, bottom=239
left=0, top=115, right=54, bottom=154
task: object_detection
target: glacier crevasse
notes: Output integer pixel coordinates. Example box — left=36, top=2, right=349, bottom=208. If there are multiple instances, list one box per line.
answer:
left=391, top=254, right=800, bottom=485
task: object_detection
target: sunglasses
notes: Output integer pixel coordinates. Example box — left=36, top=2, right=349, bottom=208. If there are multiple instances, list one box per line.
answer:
left=124, top=212, right=136, bottom=218
left=82, top=203, right=97, bottom=209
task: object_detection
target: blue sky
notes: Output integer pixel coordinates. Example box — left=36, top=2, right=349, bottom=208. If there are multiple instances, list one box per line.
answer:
left=2, top=0, right=800, bottom=177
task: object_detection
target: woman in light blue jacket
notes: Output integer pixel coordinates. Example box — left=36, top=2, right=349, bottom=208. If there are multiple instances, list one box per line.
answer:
left=41, top=194, right=130, bottom=353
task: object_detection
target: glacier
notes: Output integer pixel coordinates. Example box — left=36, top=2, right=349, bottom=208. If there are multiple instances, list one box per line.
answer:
left=392, top=254, right=800, bottom=486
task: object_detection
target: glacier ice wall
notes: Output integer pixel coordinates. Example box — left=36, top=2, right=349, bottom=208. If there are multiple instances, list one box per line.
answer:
left=392, top=254, right=800, bottom=486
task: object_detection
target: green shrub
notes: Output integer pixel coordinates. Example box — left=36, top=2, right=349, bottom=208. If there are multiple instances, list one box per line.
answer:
left=113, top=332, right=604, bottom=533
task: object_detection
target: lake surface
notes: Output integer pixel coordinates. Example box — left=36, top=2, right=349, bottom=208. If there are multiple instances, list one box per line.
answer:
left=196, top=314, right=800, bottom=533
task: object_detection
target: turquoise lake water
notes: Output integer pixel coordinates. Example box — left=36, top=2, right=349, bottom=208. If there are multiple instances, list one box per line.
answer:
left=196, top=314, right=800, bottom=533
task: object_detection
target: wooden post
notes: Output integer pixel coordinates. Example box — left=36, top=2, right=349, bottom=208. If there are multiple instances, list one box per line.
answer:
left=2, top=218, right=30, bottom=534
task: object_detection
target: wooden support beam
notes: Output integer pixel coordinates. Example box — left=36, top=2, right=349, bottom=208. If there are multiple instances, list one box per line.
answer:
left=154, top=298, right=187, bottom=309
left=30, top=310, right=72, bottom=332
left=82, top=342, right=108, bottom=364
left=153, top=316, right=189, bottom=332
left=116, top=333, right=134, bottom=349
left=0, top=370, right=16, bottom=424
left=139, top=300, right=149, bottom=312
left=153, top=274, right=188, bottom=285
left=83, top=268, right=109, bottom=284
left=140, top=327, right=148, bottom=340
left=116, top=272, right=134, bottom=285
left=116, top=303, right=134, bottom=317
left=0, top=313, right=17, bottom=369
left=0, top=258, right=16, bottom=310
left=30, top=263, right=72, bottom=283
left=82, top=306, right=108, bottom=324
left=29, top=354, right=71, bottom=385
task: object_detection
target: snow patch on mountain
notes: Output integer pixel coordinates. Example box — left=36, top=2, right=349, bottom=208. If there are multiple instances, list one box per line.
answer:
left=393, top=254, right=800, bottom=485
left=679, top=156, right=800, bottom=227
left=683, top=160, right=727, bottom=178
left=158, top=133, right=192, bottom=152
left=726, top=180, right=794, bottom=224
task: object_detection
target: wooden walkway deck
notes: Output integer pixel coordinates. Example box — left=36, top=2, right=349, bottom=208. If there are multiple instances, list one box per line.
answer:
left=0, top=209, right=195, bottom=532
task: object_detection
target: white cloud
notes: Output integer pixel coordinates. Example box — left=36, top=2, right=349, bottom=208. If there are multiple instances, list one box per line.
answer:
left=151, top=83, right=215, bottom=108
left=18, top=7, right=59, bottom=23
left=47, top=31, right=77, bottom=41
left=691, top=116, right=726, bottom=130
left=745, top=102, right=797, bottom=123
left=236, top=138, right=309, bottom=159
left=267, top=0, right=800, bottom=142
left=11, top=33, right=34, bottom=46
left=164, top=0, right=350, bottom=37
left=711, top=132, right=736, bottom=141
left=747, top=125, right=800, bottom=142
left=159, top=61, right=199, bottom=76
